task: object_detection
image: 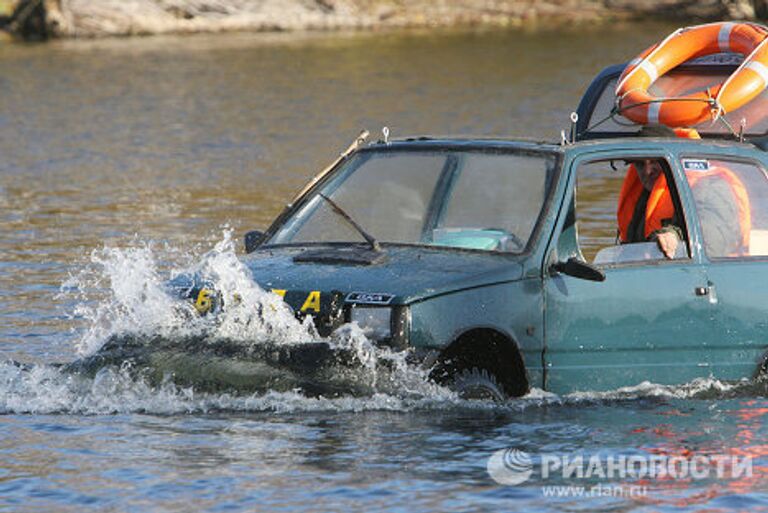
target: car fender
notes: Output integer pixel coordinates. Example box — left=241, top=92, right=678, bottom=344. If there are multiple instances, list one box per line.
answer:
left=408, top=278, right=544, bottom=389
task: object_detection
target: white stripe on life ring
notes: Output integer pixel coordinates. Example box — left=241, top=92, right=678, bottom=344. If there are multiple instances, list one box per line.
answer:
left=717, top=34, right=768, bottom=105
left=746, top=60, right=768, bottom=86
left=718, top=22, right=735, bottom=53
left=639, top=61, right=658, bottom=83
left=647, top=102, right=662, bottom=125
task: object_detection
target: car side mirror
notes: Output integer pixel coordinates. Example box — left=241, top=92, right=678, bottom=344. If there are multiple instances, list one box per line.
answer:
left=244, top=230, right=264, bottom=253
left=551, top=257, right=605, bottom=282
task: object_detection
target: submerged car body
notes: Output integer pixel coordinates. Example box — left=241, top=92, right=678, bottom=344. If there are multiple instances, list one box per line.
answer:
left=179, top=56, right=768, bottom=398
left=234, top=135, right=768, bottom=397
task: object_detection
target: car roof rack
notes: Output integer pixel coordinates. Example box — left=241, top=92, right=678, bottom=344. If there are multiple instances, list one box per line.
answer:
left=575, top=54, right=768, bottom=146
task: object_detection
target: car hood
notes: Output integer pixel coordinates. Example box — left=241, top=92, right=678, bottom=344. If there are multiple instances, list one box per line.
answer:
left=243, top=245, right=524, bottom=305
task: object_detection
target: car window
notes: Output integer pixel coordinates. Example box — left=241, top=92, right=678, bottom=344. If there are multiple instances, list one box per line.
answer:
left=268, top=149, right=557, bottom=252
left=436, top=153, right=548, bottom=249
left=683, top=158, right=768, bottom=259
left=563, top=157, right=690, bottom=266
left=276, top=153, right=446, bottom=245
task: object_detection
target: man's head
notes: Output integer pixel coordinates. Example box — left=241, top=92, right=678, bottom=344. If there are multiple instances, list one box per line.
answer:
left=630, top=159, right=664, bottom=191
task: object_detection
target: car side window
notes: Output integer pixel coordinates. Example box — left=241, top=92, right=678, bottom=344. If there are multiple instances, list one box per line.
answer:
left=562, top=157, right=690, bottom=266
left=683, top=158, right=768, bottom=259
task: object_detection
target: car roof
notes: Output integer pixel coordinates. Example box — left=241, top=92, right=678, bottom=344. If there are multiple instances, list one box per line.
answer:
left=357, top=135, right=763, bottom=157
left=569, top=136, right=759, bottom=150
left=360, top=137, right=563, bottom=154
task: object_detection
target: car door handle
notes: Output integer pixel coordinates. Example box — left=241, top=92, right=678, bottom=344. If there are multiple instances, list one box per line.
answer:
left=695, top=283, right=718, bottom=304
left=694, top=287, right=709, bottom=296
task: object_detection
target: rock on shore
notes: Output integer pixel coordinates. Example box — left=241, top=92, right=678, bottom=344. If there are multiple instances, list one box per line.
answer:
left=2, top=0, right=767, bottom=39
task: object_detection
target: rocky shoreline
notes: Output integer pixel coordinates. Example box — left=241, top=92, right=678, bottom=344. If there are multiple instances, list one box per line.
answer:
left=0, top=0, right=766, bottom=40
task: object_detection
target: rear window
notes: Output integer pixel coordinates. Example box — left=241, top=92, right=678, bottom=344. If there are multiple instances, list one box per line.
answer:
left=585, top=67, right=768, bottom=137
left=682, top=158, right=768, bottom=258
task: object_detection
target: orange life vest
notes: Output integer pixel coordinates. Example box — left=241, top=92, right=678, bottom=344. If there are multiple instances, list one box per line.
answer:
left=617, top=165, right=675, bottom=242
left=617, top=163, right=751, bottom=251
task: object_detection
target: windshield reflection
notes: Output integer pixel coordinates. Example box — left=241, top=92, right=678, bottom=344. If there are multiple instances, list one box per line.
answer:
left=268, top=148, right=558, bottom=253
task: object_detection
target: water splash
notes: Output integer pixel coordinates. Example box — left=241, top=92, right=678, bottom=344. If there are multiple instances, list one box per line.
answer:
left=566, top=377, right=758, bottom=401
left=4, top=357, right=766, bottom=416
left=64, top=241, right=187, bottom=356
left=0, top=360, right=461, bottom=415
left=62, top=231, right=316, bottom=356
left=53, top=231, right=448, bottom=405
left=186, top=231, right=319, bottom=346
left=9, top=231, right=764, bottom=415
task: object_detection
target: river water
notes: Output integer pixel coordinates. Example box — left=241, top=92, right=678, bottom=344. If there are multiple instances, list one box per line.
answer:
left=2, top=22, right=768, bottom=512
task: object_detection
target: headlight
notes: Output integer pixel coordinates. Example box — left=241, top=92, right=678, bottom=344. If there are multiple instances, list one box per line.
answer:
left=350, top=307, right=392, bottom=340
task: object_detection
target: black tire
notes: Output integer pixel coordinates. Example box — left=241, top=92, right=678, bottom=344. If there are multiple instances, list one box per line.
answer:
left=450, top=367, right=508, bottom=402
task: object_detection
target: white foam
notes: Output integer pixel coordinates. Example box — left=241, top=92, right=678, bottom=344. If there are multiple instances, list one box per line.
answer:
left=1, top=359, right=759, bottom=415
left=32, top=231, right=761, bottom=415
left=51, top=230, right=451, bottom=407
left=565, top=377, right=744, bottom=401
left=62, top=230, right=319, bottom=356
left=0, top=361, right=459, bottom=415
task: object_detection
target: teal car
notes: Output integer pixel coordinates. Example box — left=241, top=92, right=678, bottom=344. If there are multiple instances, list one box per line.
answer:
left=174, top=57, right=768, bottom=399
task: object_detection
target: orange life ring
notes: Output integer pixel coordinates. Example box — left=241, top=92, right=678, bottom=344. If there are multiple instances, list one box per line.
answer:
left=616, top=22, right=768, bottom=127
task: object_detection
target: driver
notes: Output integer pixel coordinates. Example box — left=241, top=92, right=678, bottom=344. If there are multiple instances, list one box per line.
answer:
left=617, top=158, right=683, bottom=259
left=617, top=126, right=752, bottom=259
left=617, top=156, right=751, bottom=259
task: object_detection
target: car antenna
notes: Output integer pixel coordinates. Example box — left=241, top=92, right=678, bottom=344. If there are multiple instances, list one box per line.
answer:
left=570, top=112, right=579, bottom=143
left=739, top=118, right=746, bottom=143
left=318, top=193, right=382, bottom=252
left=561, top=112, right=579, bottom=145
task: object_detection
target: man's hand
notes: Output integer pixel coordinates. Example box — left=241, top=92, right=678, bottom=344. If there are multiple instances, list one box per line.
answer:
left=656, top=231, right=679, bottom=259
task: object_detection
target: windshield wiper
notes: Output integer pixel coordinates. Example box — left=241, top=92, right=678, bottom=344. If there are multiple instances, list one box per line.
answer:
left=318, top=193, right=381, bottom=252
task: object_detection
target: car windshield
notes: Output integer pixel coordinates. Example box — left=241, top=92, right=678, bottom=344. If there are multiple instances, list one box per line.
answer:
left=267, top=148, right=558, bottom=252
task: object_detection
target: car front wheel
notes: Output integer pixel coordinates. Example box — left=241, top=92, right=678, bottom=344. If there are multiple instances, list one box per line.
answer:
left=449, top=367, right=507, bottom=402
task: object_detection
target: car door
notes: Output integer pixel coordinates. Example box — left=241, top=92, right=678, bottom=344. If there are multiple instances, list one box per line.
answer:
left=542, top=150, right=713, bottom=394
left=680, top=154, right=768, bottom=380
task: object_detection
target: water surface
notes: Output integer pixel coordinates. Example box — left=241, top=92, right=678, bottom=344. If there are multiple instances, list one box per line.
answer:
left=3, top=23, right=768, bottom=512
